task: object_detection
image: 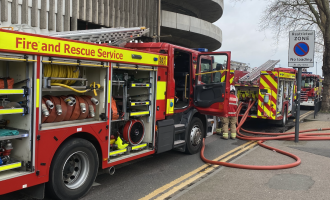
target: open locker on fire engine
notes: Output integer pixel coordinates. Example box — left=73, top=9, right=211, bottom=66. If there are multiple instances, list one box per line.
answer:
left=110, top=63, right=156, bottom=162
left=0, top=54, right=33, bottom=181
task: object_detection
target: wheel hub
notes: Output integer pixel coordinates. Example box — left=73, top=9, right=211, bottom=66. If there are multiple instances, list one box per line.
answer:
left=190, top=125, right=202, bottom=146
left=62, top=151, right=90, bottom=189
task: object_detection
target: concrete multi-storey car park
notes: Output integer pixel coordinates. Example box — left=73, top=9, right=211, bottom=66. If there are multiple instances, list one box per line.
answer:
left=0, top=0, right=223, bottom=51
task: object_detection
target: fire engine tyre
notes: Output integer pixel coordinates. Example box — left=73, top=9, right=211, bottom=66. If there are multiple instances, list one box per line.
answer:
left=280, top=107, right=288, bottom=127
left=185, top=118, right=204, bottom=154
left=46, top=138, right=99, bottom=200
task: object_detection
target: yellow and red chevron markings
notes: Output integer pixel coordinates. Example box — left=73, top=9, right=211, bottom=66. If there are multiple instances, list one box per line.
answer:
left=220, top=70, right=235, bottom=84
left=257, top=71, right=278, bottom=120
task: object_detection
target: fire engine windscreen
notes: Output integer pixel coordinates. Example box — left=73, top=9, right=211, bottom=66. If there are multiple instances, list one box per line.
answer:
left=302, top=77, right=315, bottom=88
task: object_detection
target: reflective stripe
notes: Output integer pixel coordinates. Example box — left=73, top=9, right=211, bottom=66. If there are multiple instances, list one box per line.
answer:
left=228, top=112, right=236, bottom=115
left=229, top=103, right=238, bottom=105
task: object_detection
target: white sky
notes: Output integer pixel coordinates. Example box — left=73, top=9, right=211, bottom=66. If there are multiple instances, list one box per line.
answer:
left=214, top=0, right=323, bottom=76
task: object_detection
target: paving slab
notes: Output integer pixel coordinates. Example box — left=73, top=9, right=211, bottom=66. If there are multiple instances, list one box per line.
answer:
left=174, top=120, right=330, bottom=200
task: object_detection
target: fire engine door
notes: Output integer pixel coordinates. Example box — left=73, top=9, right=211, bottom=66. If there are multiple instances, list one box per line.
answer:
left=194, top=52, right=231, bottom=117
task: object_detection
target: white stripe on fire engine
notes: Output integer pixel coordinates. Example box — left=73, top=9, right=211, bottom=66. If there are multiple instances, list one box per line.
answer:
left=228, top=112, right=236, bottom=115
left=229, top=103, right=238, bottom=105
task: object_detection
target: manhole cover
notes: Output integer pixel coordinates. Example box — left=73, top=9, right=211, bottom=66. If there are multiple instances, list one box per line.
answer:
left=267, top=174, right=314, bottom=190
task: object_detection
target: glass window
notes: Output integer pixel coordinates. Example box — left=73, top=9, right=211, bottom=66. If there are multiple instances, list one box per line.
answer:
left=198, top=55, right=228, bottom=84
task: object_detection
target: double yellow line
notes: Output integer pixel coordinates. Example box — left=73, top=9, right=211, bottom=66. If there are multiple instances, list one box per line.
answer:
left=139, top=140, right=258, bottom=200
left=293, top=110, right=313, bottom=122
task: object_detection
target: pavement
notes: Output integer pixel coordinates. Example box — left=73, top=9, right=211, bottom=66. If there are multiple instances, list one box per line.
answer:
left=172, top=114, right=330, bottom=200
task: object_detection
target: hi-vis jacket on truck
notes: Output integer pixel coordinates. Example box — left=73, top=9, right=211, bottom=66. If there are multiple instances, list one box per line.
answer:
left=0, top=28, right=232, bottom=199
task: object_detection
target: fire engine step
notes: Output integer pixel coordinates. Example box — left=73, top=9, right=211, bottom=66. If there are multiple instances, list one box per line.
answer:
left=174, top=140, right=185, bottom=148
left=0, top=161, right=22, bottom=172
left=174, top=124, right=185, bottom=134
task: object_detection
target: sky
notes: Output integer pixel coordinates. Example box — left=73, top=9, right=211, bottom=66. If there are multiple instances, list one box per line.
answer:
left=214, top=0, right=323, bottom=76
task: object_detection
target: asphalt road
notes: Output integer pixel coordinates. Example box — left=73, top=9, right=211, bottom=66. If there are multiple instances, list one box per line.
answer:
left=1, top=106, right=314, bottom=200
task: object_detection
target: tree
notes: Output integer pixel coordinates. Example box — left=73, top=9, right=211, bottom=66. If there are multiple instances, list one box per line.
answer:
left=241, top=0, right=330, bottom=111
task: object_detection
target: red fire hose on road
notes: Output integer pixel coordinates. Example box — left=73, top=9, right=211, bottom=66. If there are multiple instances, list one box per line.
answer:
left=201, top=100, right=330, bottom=170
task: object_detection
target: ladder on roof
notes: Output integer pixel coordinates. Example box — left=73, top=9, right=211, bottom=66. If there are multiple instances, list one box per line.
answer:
left=46, top=27, right=149, bottom=46
left=238, top=60, right=280, bottom=83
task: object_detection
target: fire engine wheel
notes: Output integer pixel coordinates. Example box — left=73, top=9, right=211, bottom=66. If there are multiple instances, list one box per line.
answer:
left=46, top=138, right=99, bottom=200
left=280, top=107, right=288, bottom=127
left=185, top=118, right=204, bottom=154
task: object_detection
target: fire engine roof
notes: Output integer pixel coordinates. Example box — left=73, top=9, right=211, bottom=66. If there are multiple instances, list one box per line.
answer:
left=274, top=68, right=296, bottom=73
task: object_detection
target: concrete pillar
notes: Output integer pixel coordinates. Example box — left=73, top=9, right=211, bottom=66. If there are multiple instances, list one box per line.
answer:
left=79, top=0, right=86, bottom=20
left=114, top=0, right=120, bottom=27
left=31, top=0, right=38, bottom=27
left=64, top=0, right=71, bottom=31
left=1, top=0, right=8, bottom=22
left=133, top=0, right=138, bottom=27
left=104, top=0, right=109, bottom=27
left=109, top=0, right=114, bottom=27
left=142, top=0, right=146, bottom=28
left=120, top=0, right=125, bottom=27
left=138, top=0, right=143, bottom=26
left=40, top=0, right=47, bottom=29
left=48, top=0, right=56, bottom=31
left=98, top=0, right=104, bottom=25
left=86, top=0, right=92, bottom=22
left=145, top=0, right=150, bottom=37
left=92, top=0, right=98, bottom=24
left=124, top=0, right=129, bottom=28
left=57, top=0, right=63, bottom=32
left=72, top=0, right=79, bottom=31
left=11, top=0, right=18, bottom=24
left=129, top=0, right=134, bottom=27
left=21, top=0, right=29, bottom=24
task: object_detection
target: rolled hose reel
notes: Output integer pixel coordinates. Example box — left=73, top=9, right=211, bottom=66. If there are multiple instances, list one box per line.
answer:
left=41, top=95, right=98, bottom=123
left=123, top=119, right=145, bottom=145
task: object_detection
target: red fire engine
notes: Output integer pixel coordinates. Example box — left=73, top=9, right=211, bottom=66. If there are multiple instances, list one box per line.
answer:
left=301, top=71, right=322, bottom=107
left=0, top=28, right=231, bottom=199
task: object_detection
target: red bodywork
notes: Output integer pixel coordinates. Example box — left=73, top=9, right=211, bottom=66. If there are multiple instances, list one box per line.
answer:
left=0, top=38, right=231, bottom=196
left=301, top=73, right=320, bottom=102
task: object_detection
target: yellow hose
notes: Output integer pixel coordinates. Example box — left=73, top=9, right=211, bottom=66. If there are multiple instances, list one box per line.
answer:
left=44, top=64, right=100, bottom=95
left=51, top=83, right=89, bottom=93
left=43, top=64, right=79, bottom=85
left=51, top=82, right=101, bottom=96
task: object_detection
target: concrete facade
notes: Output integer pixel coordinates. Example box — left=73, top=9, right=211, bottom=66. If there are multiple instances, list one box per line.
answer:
left=0, top=0, right=223, bottom=50
left=160, top=0, right=223, bottom=51
left=0, top=0, right=159, bottom=38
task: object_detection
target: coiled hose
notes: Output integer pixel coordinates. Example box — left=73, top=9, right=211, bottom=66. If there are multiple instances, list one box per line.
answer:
left=44, top=64, right=100, bottom=96
left=200, top=100, right=330, bottom=170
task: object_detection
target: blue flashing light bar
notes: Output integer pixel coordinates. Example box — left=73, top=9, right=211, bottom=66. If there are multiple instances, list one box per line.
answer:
left=192, top=48, right=208, bottom=52
left=302, top=72, right=312, bottom=74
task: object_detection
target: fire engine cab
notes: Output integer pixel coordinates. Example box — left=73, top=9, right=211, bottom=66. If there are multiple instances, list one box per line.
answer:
left=301, top=71, right=322, bottom=107
left=0, top=28, right=231, bottom=199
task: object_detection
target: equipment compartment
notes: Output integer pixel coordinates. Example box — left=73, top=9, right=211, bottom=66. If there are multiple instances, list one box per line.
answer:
left=109, top=64, right=157, bottom=163
left=40, top=57, right=108, bottom=129
left=0, top=55, right=34, bottom=180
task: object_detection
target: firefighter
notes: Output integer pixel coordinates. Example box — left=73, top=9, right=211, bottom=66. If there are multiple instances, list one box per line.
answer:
left=222, top=85, right=238, bottom=139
